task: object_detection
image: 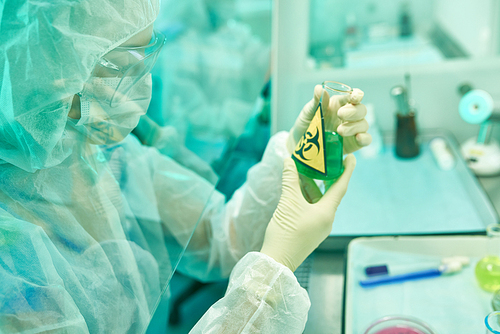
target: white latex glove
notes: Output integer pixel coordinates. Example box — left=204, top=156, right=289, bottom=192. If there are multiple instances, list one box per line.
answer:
left=286, top=85, right=372, bottom=155
left=260, top=154, right=356, bottom=272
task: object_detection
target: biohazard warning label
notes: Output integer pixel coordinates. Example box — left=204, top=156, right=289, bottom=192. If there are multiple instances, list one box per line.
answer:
left=292, top=104, right=326, bottom=175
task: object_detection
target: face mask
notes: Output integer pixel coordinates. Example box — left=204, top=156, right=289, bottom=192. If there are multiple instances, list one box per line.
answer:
left=70, top=74, right=152, bottom=145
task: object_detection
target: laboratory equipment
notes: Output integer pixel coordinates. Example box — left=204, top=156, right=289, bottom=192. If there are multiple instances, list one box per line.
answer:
left=360, top=104, right=383, bottom=158
left=365, top=265, right=389, bottom=277
left=343, top=13, right=360, bottom=50
left=492, top=289, right=500, bottom=311
left=485, top=311, right=500, bottom=333
left=476, top=224, right=500, bottom=292
left=391, top=75, right=419, bottom=159
left=364, top=316, right=436, bottom=334
left=399, top=2, right=413, bottom=38
left=429, top=137, right=455, bottom=171
left=477, top=256, right=500, bottom=292
left=360, top=257, right=467, bottom=288
left=292, top=81, right=351, bottom=181
left=458, top=86, right=500, bottom=176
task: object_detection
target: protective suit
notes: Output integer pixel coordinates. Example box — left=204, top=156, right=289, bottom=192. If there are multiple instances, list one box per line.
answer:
left=0, top=0, right=310, bottom=333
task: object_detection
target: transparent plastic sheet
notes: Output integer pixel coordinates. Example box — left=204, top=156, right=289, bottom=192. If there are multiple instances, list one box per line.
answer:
left=0, top=0, right=221, bottom=330
left=0, top=94, right=295, bottom=334
left=0, top=130, right=220, bottom=333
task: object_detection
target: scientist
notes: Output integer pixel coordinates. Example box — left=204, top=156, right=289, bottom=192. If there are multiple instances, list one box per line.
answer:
left=0, top=0, right=371, bottom=333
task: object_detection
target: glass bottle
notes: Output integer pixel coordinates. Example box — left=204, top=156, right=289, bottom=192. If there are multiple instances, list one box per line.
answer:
left=476, top=223, right=500, bottom=292
left=485, top=311, right=500, bottom=334
left=492, top=289, right=500, bottom=311
left=292, top=81, right=351, bottom=181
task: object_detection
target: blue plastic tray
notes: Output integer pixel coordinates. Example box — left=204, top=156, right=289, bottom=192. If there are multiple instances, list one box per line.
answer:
left=331, top=129, right=497, bottom=236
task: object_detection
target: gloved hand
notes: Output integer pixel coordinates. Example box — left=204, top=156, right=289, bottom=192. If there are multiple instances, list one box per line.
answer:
left=260, top=155, right=356, bottom=272
left=286, top=85, right=372, bottom=155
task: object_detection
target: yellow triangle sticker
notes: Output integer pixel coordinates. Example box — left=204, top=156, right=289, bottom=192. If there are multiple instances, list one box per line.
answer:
left=292, top=104, right=326, bottom=175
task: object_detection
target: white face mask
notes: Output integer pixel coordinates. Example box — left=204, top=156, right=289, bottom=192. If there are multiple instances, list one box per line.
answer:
left=70, top=74, right=152, bottom=145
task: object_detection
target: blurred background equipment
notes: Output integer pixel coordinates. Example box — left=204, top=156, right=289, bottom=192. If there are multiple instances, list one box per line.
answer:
left=458, top=85, right=500, bottom=176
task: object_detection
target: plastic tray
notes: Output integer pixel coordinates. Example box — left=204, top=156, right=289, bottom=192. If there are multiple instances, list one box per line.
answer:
left=345, top=235, right=498, bottom=333
left=331, top=129, right=498, bottom=237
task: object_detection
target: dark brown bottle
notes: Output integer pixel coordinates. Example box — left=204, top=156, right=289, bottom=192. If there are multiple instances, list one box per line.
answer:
left=395, top=112, right=419, bottom=158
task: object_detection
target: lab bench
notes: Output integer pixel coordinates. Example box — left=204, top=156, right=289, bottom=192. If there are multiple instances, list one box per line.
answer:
left=302, top=129, right=499, bottom=334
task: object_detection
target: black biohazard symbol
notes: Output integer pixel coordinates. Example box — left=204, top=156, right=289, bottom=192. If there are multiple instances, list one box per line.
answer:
left=292, top=103, right=326, bottom=174
left=294, top=126, right=321, bottom=161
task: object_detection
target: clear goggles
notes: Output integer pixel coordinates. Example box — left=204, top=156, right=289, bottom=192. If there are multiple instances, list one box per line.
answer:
left=87, top=30, right=166, bottom=107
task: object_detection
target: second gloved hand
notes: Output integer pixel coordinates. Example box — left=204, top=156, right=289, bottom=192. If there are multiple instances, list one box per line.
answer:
left=286, top=85, right=372, bottom=155
left=260, top=155, right=356, bottom=272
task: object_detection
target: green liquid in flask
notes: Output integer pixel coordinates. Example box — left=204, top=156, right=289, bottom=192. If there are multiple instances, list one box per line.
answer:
left=295, top=132, right=344, bottom=181
left=475, top=256, right=500, bottom=292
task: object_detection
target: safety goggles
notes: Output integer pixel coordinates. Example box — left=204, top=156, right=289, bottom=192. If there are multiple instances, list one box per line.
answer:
left=89, top=30, right=166, bottom=107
